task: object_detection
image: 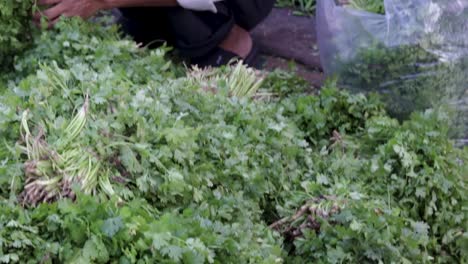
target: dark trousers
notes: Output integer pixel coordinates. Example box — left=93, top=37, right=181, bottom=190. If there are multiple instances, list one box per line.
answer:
left=119, top=0, right=274, bottom=59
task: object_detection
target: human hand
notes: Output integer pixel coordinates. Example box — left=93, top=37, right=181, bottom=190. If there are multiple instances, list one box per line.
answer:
left=34, top=0, right=107, bottom=27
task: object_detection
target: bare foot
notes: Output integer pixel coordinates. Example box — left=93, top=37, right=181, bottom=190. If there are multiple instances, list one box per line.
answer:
left=219, top=24, right=253, bottom=59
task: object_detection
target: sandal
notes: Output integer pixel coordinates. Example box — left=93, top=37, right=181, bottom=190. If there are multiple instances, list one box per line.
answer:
left=191, top=40, right=260, bottom=68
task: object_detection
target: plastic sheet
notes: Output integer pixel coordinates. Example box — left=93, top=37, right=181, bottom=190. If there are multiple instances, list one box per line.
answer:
left=316, top=0, right=467, bottom=142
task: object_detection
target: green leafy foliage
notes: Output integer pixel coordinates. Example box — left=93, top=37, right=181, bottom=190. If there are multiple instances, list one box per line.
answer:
left=276, top=0, right=316, bottom=16
left=0, top=195, right=281, bottom=263
left=348, top=0, right=385, bottom=14
left=0, top=0, right=35, bottom=72
left=0, top=13, right=466, bottom=264
left=280, top=79, right=385, bottom=147
left=275, top=109, right=467, bottom=263
left=275, top=0, right=385, bottom=16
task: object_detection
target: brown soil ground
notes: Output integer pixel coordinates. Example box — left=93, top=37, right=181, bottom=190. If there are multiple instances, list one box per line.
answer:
left=252, top=8, right=324, bottom=90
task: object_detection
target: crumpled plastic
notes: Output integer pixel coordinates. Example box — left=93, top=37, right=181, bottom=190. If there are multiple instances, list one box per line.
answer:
left=316, top=0, right=467, bottom=143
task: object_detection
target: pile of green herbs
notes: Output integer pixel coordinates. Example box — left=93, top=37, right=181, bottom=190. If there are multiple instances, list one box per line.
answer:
left=0, top=12, right=467, bottom=264
left=0, top=0, right=35, bottom=74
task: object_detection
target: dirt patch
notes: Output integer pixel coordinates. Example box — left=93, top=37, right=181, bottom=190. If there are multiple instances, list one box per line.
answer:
left=252, top=7, right=324, bottom=88
left=252, top=8, right=322, bottom=70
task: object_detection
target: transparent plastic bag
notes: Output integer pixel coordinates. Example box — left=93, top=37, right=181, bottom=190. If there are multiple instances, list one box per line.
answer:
left=316, top=0, right=468, bottom=142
